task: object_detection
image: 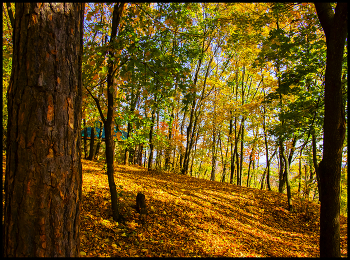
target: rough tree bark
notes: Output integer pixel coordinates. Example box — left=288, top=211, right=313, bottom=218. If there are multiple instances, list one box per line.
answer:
left=4, top=3, right=84, bottom=256
left=314, top=3, right=347, bottom=257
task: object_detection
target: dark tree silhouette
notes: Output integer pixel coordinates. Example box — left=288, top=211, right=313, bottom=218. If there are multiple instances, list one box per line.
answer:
left=314, top=2, right=348, bottom=257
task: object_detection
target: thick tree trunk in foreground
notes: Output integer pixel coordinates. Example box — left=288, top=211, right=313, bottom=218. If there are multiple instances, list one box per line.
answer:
left=4, top=3, right=84, bottom=256
left=314, top=3, right=347, bottom=257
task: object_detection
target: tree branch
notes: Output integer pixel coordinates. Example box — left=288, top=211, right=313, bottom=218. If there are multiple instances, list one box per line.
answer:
left=6, top=3, right=15, bottom=29
left=314, top=3, right=334, bottom=39
left=84, top=84, right=106, bottom=124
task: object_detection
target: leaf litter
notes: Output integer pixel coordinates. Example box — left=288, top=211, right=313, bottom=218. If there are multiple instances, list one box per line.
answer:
left=2, top=156, right=347, bottom=257
left=79, top=159, right=347, bottom=257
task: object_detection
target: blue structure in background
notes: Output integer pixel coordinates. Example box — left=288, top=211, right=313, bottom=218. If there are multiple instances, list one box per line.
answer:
left=82, top=125, right=128, bottom=141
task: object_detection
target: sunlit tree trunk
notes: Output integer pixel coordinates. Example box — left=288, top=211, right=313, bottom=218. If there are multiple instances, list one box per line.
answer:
left=238, top=117, right=245, bottom=186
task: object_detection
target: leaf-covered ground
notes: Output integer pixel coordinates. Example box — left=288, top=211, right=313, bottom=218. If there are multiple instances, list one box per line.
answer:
left=1, top=156, right=347, bottom=257
left=79, top=159, right=347, bottom=257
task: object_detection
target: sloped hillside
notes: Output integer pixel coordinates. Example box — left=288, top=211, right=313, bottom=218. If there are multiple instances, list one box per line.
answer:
left=79, top=159, right=347, bottom=257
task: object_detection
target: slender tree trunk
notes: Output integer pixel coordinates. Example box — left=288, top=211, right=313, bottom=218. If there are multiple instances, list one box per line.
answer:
left=148, top=109, right=156, bottom=171
left=220, top=133, right=229, bottom=183
left=82, top=3, right=125, bottom=222
left=260, top=168, right=266, bottom=190
left=181, top=99, right=196, bottom=175
left=181, top=34, right=218, bottom=176
left=238, top=118, right=245, bottom=186
left=124, top=122, right=132, bottom=165
left=88, top=126, right=95, bottom=160
left=229, top=115, right=234, bottom=184
left=315, top=3, right=347, bottom=257
left=246, top=151, right=253, bottom=187
left=298, top=150, right=302, bottom=195
left=94, top=121, right=103, bottom=160
left=190, top=129, right=200, bottom=177
left=104, top=3, right=125, bottom=222
left=281, top=145, right=293, bottom=211
left=83, top=119, right=88, bottom=159
left=165, top=111, right=174, bottom=170
left=278, top=143, right=286, bottom=193
left=179, top=110, right=186, bottom=170
left=230, top=119, right=242, bottom=184
left=138, top=144, right=143, bottom=166
left=4, top=3, right=84, bottom=256
left=252, top=159, right=256, bottom=187
left=312, top=132, right=321, bottom=201
left=262, top=95, right=272, bottom=190
left=210, top=127, right=217, bottom=181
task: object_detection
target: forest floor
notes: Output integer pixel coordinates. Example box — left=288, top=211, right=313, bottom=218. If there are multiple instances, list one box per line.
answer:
left=78, top=159, right=348, bottom=257
left=2, top=157, right=348, bottom=257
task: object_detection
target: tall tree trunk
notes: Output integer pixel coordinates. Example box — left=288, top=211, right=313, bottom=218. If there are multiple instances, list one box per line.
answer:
left=314, top=3, right=347, bottom=257
left=88, top=2, right=125, bottom=222
left=4, top=3, right=84, bottom=256
left=179, top=110, right=187, bottom=170
left=262, top=92, right=272, bottom=191
left=246, top=150, right=253, bottom=187
left=181, top=34, right=213, bottom=175
left=281, top=145, right=293, bottom=211
left=106, top=3, right=125, bottom=222
left=94, top=121, right=103, bottom=160
left=148, top=109, right=156, bottom=171
left=312, top=132, right=321, bottom=201
left=83, top=119, right=88, bottom=159
left=230, top=119, right=242, bottom=184
left=190, top=129, right=200, bottom=177
left=238, top=118, right=245, bottom=186
left=298, top=155, right=302, bottom=195
left=228, top=115, right=234, bottom=184
left=260, top=168, right=266, bottom=190
left=181, top=98, right=196, bottom=175
left=237, top=67, right=246, bottom=186
left=165, top=110, right=174, bottom=171
left=210, top=132, right=217, bottom=181
left=124, top=121, right=132, bottom=165
left=137, top=144, right=143, bottom=166
left=88, top=126, right=95, bottom=160
left=220, top=132, right=229, bottom=183
left=278, top=143, right=286, bottom=193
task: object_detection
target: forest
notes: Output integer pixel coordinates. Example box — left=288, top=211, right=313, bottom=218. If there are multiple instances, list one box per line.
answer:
left=1, top=2, right=348, bottom=257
